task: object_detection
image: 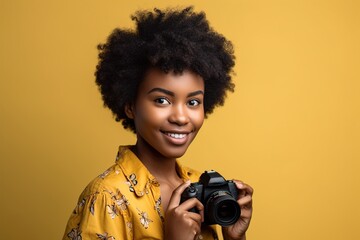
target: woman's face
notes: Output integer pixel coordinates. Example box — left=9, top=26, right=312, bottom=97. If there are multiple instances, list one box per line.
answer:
left=127, top=68, right=205, bottom=159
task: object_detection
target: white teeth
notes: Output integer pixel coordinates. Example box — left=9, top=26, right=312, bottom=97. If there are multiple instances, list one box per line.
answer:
left=167, top=133, right=187, bottom=139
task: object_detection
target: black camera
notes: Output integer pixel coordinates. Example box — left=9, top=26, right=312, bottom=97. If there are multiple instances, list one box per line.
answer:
left=180, top=170, right=240, bottom=226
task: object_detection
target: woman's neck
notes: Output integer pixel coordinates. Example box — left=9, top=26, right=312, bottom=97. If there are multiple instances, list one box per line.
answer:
left=131, top=140, right=180, bottom=182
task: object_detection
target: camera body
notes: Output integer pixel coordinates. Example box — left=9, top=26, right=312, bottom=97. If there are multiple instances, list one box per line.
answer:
left=180, top=170, right=240, bottom=226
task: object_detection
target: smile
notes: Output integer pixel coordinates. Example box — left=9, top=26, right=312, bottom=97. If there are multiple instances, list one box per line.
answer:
left=164, top=132, right=187, bottom=139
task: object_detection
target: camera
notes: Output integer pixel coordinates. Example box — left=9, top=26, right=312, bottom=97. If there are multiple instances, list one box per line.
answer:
left=180, top=170, right=240, bottom=226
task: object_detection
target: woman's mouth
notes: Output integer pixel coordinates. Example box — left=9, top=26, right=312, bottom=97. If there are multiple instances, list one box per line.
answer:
left=165, top=132, right=187, bottom=139
left=161, top=131, right=191, bottom=145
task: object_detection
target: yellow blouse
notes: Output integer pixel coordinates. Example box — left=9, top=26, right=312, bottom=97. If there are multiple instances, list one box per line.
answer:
left=63, top=146, right=219, bottom=240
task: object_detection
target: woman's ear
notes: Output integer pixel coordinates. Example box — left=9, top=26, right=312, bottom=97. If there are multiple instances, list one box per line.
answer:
left=125, top=104, right=135, bottom=119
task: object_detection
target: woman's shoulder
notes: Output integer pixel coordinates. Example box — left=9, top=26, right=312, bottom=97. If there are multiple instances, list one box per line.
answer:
left=78, top=163, right=128, bottom=199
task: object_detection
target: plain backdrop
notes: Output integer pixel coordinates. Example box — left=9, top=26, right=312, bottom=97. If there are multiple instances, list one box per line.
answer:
left=1, top=0, right=359, bottom=239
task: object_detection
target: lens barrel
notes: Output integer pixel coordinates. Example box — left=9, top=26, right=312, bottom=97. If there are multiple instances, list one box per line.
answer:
left=206, top=191, right=240, bottom=226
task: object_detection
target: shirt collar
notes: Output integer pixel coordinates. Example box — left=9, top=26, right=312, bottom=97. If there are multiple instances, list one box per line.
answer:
left=115, top=145, right=196, bottom=197
left=176, top=160, right=196, bottom=181
left=116, top=146, right=153, bottom=197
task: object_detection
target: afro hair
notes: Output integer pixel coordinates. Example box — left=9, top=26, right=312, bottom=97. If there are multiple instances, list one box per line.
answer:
left=95, top=6, right=235, bottom=133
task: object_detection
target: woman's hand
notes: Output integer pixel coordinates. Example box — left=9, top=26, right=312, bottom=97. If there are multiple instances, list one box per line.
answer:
left=164, top=181, right=204, bottom=240
left=222, top=180, right=253, bottom=240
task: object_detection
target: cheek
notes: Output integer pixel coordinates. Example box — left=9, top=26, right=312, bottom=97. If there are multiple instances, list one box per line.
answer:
left=134, top=106, right=167, bottom=127
left=192, top=110, right=205, bottom=129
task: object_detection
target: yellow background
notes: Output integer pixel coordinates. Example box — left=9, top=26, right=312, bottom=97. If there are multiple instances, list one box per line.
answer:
left=1, top=0, right=359, bottom=239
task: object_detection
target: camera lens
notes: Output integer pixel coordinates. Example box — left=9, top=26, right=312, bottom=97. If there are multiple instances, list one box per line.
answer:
left=217, top=201, right=234, bottom=218
left=206, top=191, right=240, bottom=226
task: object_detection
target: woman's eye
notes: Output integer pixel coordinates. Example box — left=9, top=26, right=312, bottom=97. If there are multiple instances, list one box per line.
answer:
left=188, top=99, right=201, bottom=106
left=155, top=97, right=170, bottom=105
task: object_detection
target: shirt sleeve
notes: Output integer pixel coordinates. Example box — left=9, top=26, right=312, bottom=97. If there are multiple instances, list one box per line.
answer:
left=63, top=189, right=133, bottom=240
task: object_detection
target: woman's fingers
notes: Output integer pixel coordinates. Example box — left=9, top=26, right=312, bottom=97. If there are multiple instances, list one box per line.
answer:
left=234, top=179, right=253, bottom=219
left=167, top=180, right=191, bottom=210
left=164, top=180, right=204, bottom=240
left=234, top=180, right=254, bottom=198
left=176, top=197, right=204, bottom=221
left=167, top=180, right=204, bottom=220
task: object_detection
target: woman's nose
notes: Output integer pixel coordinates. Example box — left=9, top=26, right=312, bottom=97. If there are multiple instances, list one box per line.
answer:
left=168, top=104, right=189, bottom=125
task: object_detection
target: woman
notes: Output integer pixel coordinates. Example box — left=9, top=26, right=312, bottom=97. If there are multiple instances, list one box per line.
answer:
left=63, top=7, right=253, bottom=240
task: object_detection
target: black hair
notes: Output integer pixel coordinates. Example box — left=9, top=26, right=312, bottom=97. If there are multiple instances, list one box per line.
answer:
left=95, top=6, right=235, bottom=133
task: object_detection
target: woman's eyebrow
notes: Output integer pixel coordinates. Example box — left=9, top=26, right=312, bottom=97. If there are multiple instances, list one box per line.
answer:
left=147, top=88, right=204, bottom=97
left=187, top=90, right=204, bottom=98
left=147, top=88, right=174, bottom=96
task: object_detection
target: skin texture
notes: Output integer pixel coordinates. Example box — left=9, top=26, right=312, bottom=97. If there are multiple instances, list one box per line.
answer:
left=126, top=68, right=253, bottom=240
left=127, top=68, right=205, bottom=161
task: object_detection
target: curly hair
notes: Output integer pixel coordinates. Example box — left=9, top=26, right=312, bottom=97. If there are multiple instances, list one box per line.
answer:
left=95, top=6, right=235, bottom=133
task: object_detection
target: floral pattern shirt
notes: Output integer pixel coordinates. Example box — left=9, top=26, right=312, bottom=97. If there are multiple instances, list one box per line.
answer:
left=63, top=145, right=219, bottom=240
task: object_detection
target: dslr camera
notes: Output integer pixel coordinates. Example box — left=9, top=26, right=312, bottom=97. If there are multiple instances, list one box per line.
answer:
left=180, top=170, right=240, bottom=226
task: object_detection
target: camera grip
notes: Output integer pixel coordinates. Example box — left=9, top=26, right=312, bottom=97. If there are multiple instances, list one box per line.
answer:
left=180, top=184, right=201, bottom=213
